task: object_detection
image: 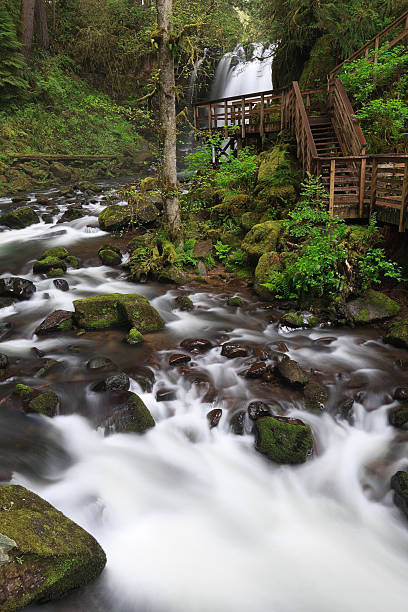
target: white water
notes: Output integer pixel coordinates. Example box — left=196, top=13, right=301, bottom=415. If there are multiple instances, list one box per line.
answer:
left=1, top=189, right=408, bottom=611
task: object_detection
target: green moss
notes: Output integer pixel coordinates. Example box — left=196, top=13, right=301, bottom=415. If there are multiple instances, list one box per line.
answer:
left=241, top=211, right=262, bottom=231
left=123, top=394, right=155, bottom=433
left=0, top=207, right=40, bottom=229
left=98, top=248, right=122, bottom=266
left=14, top=384, right=34, bottom=398
left=33, top=257, right=67, bottom=274
left=254, top=251, right=282, bottom=298
left=385, top=318, right=408, bottom=349
left=346, top=290, right=400, bottom=324
left=27, top=390, right=59, bottom=417
left=41, top=247, right=69, bottom=259
left=299, top=35, right=336, bottom=88
left=0, top=485, right=106, bottom=610
left=227, top=297, right=244, bottom=307
left=46, top=268, right=65, bottom=278
left=254, top=416, right=313, bottom=464
left=242, top=221, right=283, bottom=262
left=174, top=296, right=194, bottom=311
left=389, top=406, right=408, bottom=428
left=304, top=383, right=329, bottom=412
left=65, top=255, right=79, bottom=268
left=126, top=328, right=144, bottom=345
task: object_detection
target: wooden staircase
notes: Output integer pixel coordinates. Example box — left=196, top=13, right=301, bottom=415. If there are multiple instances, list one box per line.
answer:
left=309, top=116, right=343, bottom=157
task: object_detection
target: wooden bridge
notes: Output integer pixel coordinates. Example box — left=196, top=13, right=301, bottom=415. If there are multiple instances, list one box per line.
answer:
left=193, top=9, right=408, bottom=231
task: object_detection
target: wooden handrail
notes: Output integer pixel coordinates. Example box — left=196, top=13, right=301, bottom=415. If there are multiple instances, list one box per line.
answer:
left=292, top=81, right=318, bottom=159
left=329, top=8, right=408, bottom=80
left=329, top=78, right=367, bottom=155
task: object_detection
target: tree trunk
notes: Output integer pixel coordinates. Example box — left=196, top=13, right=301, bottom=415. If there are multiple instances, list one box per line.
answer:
left=156, top=0, right=181, bottom=241
left=35, top=0, right=49, bottom=50
left=22, top=0, right=36, bottom=60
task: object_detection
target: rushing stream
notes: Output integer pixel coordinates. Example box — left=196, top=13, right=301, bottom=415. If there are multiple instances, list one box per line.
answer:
left=1, top=185, right=408, bottom=612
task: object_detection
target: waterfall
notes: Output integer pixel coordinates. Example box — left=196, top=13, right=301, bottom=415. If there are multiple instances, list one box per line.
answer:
left=210, top=43, right=274, bottom=100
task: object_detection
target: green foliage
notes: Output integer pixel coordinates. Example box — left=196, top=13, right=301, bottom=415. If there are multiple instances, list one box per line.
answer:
left=358, top=247, right=405, bottom=290
left=175, top=238, right=198, bottom=267
left=214, top=240, right=231, bottom=261
left=213, top=148, right=259, bottom=191
left=0, top=6, right=29, bottom=104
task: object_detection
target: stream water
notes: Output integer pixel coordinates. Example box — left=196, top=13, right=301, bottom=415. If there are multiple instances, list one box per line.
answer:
left=1, top=184, right=408, bottom=611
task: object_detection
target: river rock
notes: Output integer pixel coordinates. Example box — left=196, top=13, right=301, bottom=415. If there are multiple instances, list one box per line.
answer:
left=384, top=318, right=408, bottom=350
left=125, top=366, right=155, bottom=393
left=0, top=277, right=36, bottom=301
left=391, top=471, right=408, bottom=519
left=57, top=206, right=84, bottom=223
left=156, top=388, right=176, bottom=402
left=254, top=416, right=313, bottom=464
left=337, top=397, right=354, bottom=422
left=33, top=256, right=68, bottom=274
left=248, top=401, right=271, bottom=420
left=277, top=356, right=309, bottom=386
left=87, top=356, right=115, bottom=370
left=125, top=328, right=144, bottom=345
left=304, top=382, right=329, bottom=412
left=174, top=295, right=194, bottom=311
left=207, top=408, right=222, bottom=429
left=0, top=353, right=9, bottom=369
left=345, top=290, right=400, bottom=324
left=230, top=410, right=245, bottom=435
left=98, top=201, right=159, bottom=232
left=73, top=293, right=164, bottom=333
left=193, top=239, right=212, bottom=259
left=388, top=406, right=408, bottom=428
left=180, top=338, right=213, bottom=353
left=0, top=297, right=16, bottom=309
left=35, top=310, right=74, bottom=335
left=246, top=362, right=268, bottom=378
left=280, top=312, right=318, bottom=328
left=0, top=207, right=40, bottom=229
left=53, top=278, right=69, bottom=291
left=394, top=387, right=408, bottom=401
left=103, top=393, right=155, bottom=435
left=103, top=373, right=130, bottom=392
left=98, top=244, right=122, bottom=266
left=242, top=221, right=283, bottom=263
left=26, top=390, right=59, bottom=417
left=0, top=484, right=106, bottom=610
left=169, top=354, right=191, bottom=367
left=221, top=342, right=249, bottom=358
left=227, top=296, right=244, bottom=307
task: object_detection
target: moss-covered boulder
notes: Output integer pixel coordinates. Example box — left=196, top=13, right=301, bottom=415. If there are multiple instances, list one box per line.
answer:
left=41, top=247, right=69, bottom=260
left=98, top=201, right=159, bottom=232
left=27, top=389, right=59, bottom=417
left=98, top=245, right=122, bottom=266
left=0, top=207, right=40, bottom=229
left=254, top=416, right=313, bottom=464
left=46, top=268, right=65, bottom=279
left=73, top=293, right=164, bottom=333
left=280, top=312, right=318, bottom=328
left=241, top=211, right=262, bottom=232
left=345, top=290, right=400, bottom=325
left=242, top=221, right=283, bottom=263
left=0, top=485, right=106, bottom=611
left=304, top=382, right=329, bottom=412
left=254, top=251, right=282, bottom=298
left=57, top=207, right=84, bottom=224
left=384, top=318, right=408, bottom=350
left=388, top=406, right=408, bottom=428
left=125, top=328, right=144, bottom=345
left=277, top=356, right=309, bottom=386
left=33, top=257, right=67, bottom=274
left=65, top=255, right=79, bottom=268
left=174, top=295, right=194, bottom=311
left=103, top=393, right=155, bottom=435
left=35, top=310, right=74, bottom=335
left=391, top=471, right=408, bottom=519
left=227, top=296, right=244, bottom=307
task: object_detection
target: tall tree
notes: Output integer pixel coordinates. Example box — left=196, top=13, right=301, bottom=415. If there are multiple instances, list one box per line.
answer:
left=35, top=0, right=49, bottom=50
left=156, top=0, right=181, bottom=241
left=22, top=0, right=36, bottom=60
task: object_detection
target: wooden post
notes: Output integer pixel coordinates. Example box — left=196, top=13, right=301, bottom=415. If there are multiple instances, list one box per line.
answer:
left=399, top=161, right=408, bottom=232
left=329, top=159, right=336, bottom=216
left=359, top=157, right=367, bottom=217
left=241, top=97, right=246, bottom=139
left=374, top=36, right=379, bottom=64
left=224, top=100, right=228, bottom=138
left=369, top=159, right=378, bottom=218
left=316, top=159, right=322, bottom=178
left=260, top=94, right=265, bottom=138
left=306, top=93, right=311, bottom=110
left=214, top=104, right=218, bottom=130
left=365, top=46, right=369, bottom=59
left=208, top=104, right=212, bottom=133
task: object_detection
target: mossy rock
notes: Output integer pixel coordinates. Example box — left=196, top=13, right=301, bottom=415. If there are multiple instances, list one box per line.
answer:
left=345, top=290, right=400, bottom=325
left=0, top=207, right=40, bottom=229
left=50, top=162, right=72, bottom=180
left=73, top=293, right=164, bottom=333
left=103, top=393, right=155, bottom=435
left=65, top=255, right=79, bottom=268
left=57, top=208, right=84, bottom=223
left=254, top=416, right=313, bottom=464
left=384, top=317, right=408, bottom=350
left=174, top=295, right=194, bottom=311
left=46, top=268, right=65, bottom=279
left=304, top=382, right=329, bottom=412
left=140, top=176, right=159, bottom=193
left=33, top=257, right=67, bottom=274
left=242, top=221, right=283, bottom=263
left=35, top=310, right=74, bottom=335
left=0, top=484, right=106, bottom=611
left=14, top=384, right=34, bottom=399
left=41, top=247, right=69, bottom=260
left=241, top=211, right=262, bottom=231
left=219, top=229, right=243, bottom=249
left=280, top=312, right=318, bottom=328
left=98, top=248, right=122, bottom=266
left=227, top=296, right=244, bottom=307
left=98, top=201, right=159, bottom=232
left=126, top=328, right=144, bottom=345
left=27, top=390, right=59, bottom=417
left=254, top=251, right=282, bottom=298
left=388, top=406, right=408, bottom=428
left=391, top=471, right=408, bottom=519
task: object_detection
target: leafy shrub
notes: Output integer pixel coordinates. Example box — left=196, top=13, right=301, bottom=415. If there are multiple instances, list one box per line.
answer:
left=0, top=7, right=28, bottom=104
left=214, top=240, right=231, bottom=261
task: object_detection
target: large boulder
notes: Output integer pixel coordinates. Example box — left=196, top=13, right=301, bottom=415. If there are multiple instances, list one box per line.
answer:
left=0, top=277, right=36, bottom=301
left=254, top=251, right=282, bottom=298
left=345, top=290, right=400, bottom=325
left=254, top=416, right=313, bottom=464
left=33, top=257, right=67, bottom=274
left=103, top=393, right=155, bottom=435
left=73, top=294, right=164, bottom=333
left=391, top=471, right=408, bottom=519
left=242, top=221, right=283, bottom=263
left=98, top=200, right=159, bottom=232
left=0, top=207, right=40, bottom=229
left=384, top=318, right=408, bottom=350
left=35, top=310, right=74, bottom=335
left=0, top=485, right=106, bottom=611
left=276, top=356, right=309, bottom=386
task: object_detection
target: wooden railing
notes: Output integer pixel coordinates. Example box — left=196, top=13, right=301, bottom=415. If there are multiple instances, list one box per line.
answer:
left=288, top=82, right=318, bottom=172
left=328, top=78, right=366, bottom=156
left=329, top=8, right=408, bottom=80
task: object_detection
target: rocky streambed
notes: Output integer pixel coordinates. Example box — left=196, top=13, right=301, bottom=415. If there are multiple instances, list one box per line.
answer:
left=1, top=183, right=408, bottom=611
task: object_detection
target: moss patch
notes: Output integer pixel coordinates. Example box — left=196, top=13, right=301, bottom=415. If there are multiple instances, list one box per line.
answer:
left=242, top=221, right=283, bottom=263
left=254, top=416, right=313, bottom=464
left=0, top=207, right=40, bottom=229
left=126, top=328, right=144, bottom=345
left=27, top=390, right=59, bottom=417
left=384, top=317, right=408, bottom=349
left=346, top=290, right=400, bottom=324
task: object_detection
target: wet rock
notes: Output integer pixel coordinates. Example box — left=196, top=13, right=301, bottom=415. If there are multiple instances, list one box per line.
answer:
left=0, top=207, right=40, bottom=229
left=394, top=387, right=408, bottom=401
left=248, top=401, right=271, bottom=420
left=388, top=406, right=408, bottom=428
left=174, top=295, right=194, bottom=311
left=35, top=310, right=74, bottom=335
left=313, top=336, right=337, bottom=346
left=180, top=338, right=213, bottom=353
left=0, top=297, right=16, bottom=309
left=254, top=416, right=313, bottom=464
left=41, top=247, right=69, bottom=259
left=31, top=347, right=44, bottom=359
left=230, top=411, right=245, bottom=435
left=103, top=393, right=155, bottom=435
left=0, top=484, right=106, bottom=610
left=384, top=318, right=408, bottom=350
left=98, top=244, right=122, bottom=266
left=87, top=357, right=115, bottom=370
left=35, top=358, right=63, bottom=378
left=254, top=251, right=282, bottom=298
left=253, top=347, right=270, bottom=361
left=169, top=354, right=191, bottom=367
left=42, top=213, right=54, bottom=224
left=280, top=312, right=318, bottom=328
left=125, top=328, right=144, bottom=345
left=156, top=388, right=176, bottom=402
left=304, top=383, right=329, bottom=412
left=98, top=201, right=159, bottom=232
left=227, top=296, right=244, bottom=307
left=0, top=354, right=9, bottom=369
left=277, top=356, right=309, bottom=386
left=33, top=256, right=67, bottom=274
left=53, top=278, right=69, bottom=291
left=73, top=293, right=164, bottom=333
left=66, top=255, right=79, bottom=268
left=0, top=277, right=36, bottom=301
left=391, top=471, right=408, bottom=519
left=104, top=373, right=130, bottom=392
left=337, top=398, right=354, bottom=422
left=346, top=290, right=400, bottom=324
left=26, top=389, right=59, bottom=417
left=221, top=343, right=249, bottom=359
left=246, top=362, right=268, bottom=378
left=207, top=408, right=222, bottom=429
left=57, top=207, right=84, bottom=223
left=126, top=366, right=155, bottom=393
left=271, top=342, right=289, bottom=353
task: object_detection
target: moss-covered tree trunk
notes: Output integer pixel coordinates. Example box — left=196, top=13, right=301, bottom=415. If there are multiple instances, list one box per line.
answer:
left=35, top=0, right=49, bottom=50
left=22, top=0, right=36, bottom=60
left=156, top=0, right=181, bottom=241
